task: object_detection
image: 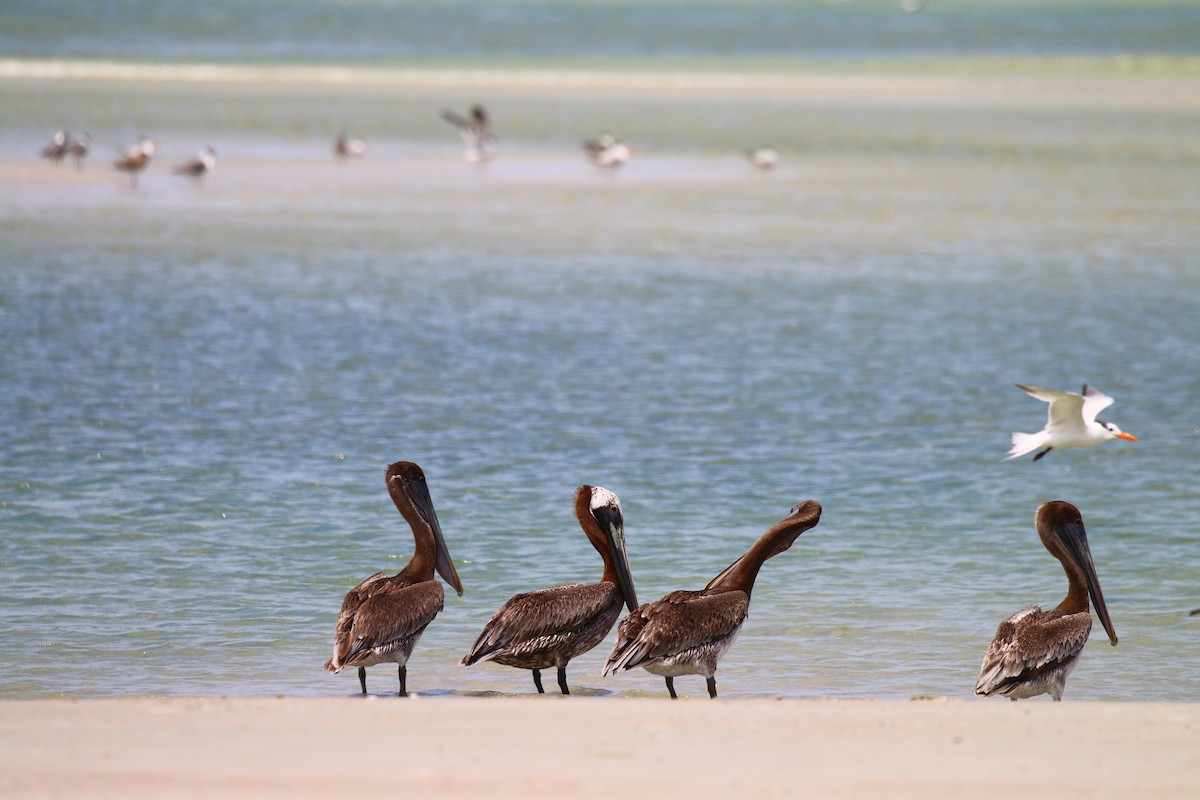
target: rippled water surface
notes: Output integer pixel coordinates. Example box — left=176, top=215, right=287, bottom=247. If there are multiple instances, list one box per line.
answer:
left=2, top=4, right=1199, bottom=699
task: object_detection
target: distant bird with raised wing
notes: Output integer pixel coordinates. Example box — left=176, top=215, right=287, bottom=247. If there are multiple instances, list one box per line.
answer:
left=1007, top=383, right=1136, bottom=461
left=441, top=104, right=495, bottom=163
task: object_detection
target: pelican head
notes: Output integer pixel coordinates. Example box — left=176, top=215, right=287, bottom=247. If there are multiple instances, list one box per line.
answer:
left=705, top=499, right=822, bottom=593
left=579, top=485, right=638, bottom=612
left=1036, top=501, right=1117, bottom=646
left=386, top=461, right=463, bottom=596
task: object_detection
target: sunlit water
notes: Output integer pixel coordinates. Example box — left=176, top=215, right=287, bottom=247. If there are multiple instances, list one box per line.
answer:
left=2, top=2, right=1199, bottom=701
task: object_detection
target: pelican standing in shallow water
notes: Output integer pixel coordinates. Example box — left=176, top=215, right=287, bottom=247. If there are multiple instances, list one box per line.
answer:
left=323, top=461, right=463, bottom=696
left=975, top=501, right=1118, bottom=701
left=1007, top=383, right=1136, bottom=461
left=603, top=500, right=822, bottom=699
left=461, top=486, right=638, bottom=694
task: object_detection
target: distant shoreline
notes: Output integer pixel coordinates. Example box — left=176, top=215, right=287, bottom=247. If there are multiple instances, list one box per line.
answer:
left=3, top=55, right=1200, bottom=85
left=1, top=697, right=1196, bottom=799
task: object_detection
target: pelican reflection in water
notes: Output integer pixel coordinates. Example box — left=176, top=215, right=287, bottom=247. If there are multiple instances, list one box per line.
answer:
left=976, top=500, right=1117, bottom=701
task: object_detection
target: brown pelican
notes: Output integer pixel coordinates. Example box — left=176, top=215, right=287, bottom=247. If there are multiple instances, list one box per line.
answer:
left=333, top=132, right=367, bottom=161
left=323, top=461, right=463, bottom=697
left=40, top=130, right=69, bottom=164
left=975, top=501, right=1118, bottom=701
left=583, top=131, right=633, bottom=171
left=440, top=104, right=495, bottom=163
left=66, top=132, right=90, bottom=170
left=603, top=500, right=822, bottom=699
left=1007, top=384, right=1137, bottom=461
left=113, top=137, right=157, bottom=188
left=461, top=485, right=638, bottom=695
left=173, top=146, right=217, bottom=180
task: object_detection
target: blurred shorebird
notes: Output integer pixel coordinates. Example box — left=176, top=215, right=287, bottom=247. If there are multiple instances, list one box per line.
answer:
left=40, top=130, right=69, bottom=164
left=583, top=132, right=633, bottom=171
left=1007, top=384, right=1136, bottom=461
left=440, top=104, right=495, bottom=163
left=746, top=146, right=780, bottom=170
left=333, top=132, right=367, bottom=161
left=173, top=146, right=217, bottom=180
left=976, top=501, right=1118, bottom=701
left=65, top=132, right=90, bottom=170
left=113, top=136, right=158, bottom=188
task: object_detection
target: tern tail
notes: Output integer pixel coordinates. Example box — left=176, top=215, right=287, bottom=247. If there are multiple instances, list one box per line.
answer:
left=1006, top=431, right=1044, bottom=460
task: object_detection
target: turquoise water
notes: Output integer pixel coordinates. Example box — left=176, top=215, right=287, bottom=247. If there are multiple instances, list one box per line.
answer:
left=2, top=2, right=1199, bottom=700
left=3, top=0, right=1200, bottom=64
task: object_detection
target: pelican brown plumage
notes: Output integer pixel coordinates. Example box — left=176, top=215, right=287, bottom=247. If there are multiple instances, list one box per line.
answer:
left=323, top=461, right=463, bottom=697
left=975, top=501, right=1118, bottom=701
left=461, top=485, right=638, bottom=695
left=603, top=499, right=822, bottom=699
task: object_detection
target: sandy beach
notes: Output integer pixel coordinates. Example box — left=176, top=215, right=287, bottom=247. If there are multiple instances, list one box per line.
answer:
left=1, top=697, right=1196, bottom=798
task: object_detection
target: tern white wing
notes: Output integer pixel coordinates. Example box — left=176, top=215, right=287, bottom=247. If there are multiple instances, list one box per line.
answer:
left=1015, top=384, right=1086, bottom=434
left=1079, top=384, right=1115, bottom=424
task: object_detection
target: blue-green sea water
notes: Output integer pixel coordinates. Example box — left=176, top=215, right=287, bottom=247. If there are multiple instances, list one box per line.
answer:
left=1, top=1, right=1198, bottom=700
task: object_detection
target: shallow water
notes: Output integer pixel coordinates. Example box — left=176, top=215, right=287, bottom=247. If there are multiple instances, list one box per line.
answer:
left=2, top=8, right=1200, bottom=700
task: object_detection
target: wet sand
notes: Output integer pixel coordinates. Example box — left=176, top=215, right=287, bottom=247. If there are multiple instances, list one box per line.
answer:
left=1, top=697, right=1196, bottom=799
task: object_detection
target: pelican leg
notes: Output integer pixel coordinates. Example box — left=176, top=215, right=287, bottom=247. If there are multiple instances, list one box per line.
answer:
left=358, top=667, right=367, bottom=695
left=665, top=677, right=678, bottom=700
left=707, top=676, right=717, bottom=699
left=398, top=665, right=408, bottom=698
left=1033, top=447, right=1052, bottom=461
left=532, top=669, right=545, bottom=693
left=557, top=666, right=570, bottom=696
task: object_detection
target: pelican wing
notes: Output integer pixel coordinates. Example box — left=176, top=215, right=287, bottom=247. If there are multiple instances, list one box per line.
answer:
left=1079, top=384, right=1115, bottom=424
left=461, top=582, right=621, bottom=666
left=1016, top=384, right=1087, bottom=435
left=326, top=577, right=444, bottom=671
left=974, top=605, right=1092, bottom=697
left=603, top=590, right=749, bottom=674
